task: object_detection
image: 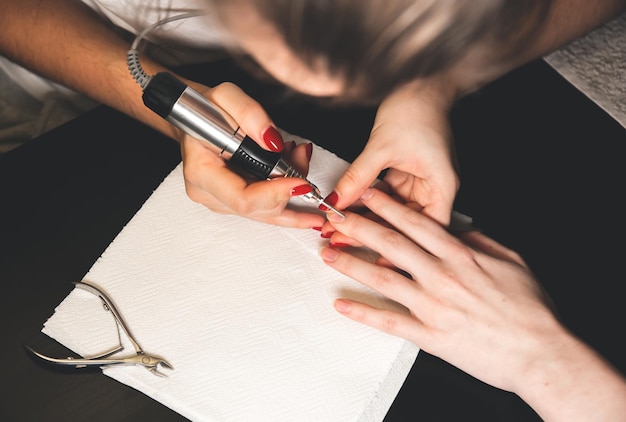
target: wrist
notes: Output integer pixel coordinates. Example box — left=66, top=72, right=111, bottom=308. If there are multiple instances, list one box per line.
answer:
left=514, top=325, right=626, bottom=421
left=399, top=73, right=459, bottom=111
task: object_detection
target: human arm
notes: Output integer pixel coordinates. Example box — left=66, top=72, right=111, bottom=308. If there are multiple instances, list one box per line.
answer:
left=0, top=0, right=326, bottom=228
left=320, top=188, right=626, bottom=421
left=326, top=0, right=626, bottom=225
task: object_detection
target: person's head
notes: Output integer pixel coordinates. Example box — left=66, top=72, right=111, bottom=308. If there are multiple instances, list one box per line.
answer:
left=210, top=0, right=551, bottom=104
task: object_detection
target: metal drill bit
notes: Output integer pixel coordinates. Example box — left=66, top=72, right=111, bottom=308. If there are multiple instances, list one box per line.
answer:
left=305, top=185, right=345, bottom=218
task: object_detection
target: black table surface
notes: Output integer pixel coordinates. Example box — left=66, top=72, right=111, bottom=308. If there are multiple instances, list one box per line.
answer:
left=1, top=59, right=624, bottom=421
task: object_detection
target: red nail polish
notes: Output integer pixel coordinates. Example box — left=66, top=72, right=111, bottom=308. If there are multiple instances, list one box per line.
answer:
left=312, top=226, right=322, bottom=231
left=262, top=126, right=284, bottom=152
left=330, top=242, right=350, bottom=248
left=290, top=184, right=313, bottom=196
left=305, top=143, right=313, bottom=161
left=318, top=191, right=338, bottom=211
left=321, top=231, right=334, bottom=238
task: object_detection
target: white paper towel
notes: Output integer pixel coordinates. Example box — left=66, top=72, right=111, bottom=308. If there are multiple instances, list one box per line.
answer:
left=42, top=132, right=420, bottom=422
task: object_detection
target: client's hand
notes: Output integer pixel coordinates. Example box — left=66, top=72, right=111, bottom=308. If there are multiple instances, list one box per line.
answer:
left=320, top=188, right=626, bottom=421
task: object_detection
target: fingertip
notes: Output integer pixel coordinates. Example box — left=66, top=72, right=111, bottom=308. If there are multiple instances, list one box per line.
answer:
left=262, top=126, right=284, bottom=152
left=319, top=246, right=339, bottom=262
left=334, top=298, right=352, bottom=314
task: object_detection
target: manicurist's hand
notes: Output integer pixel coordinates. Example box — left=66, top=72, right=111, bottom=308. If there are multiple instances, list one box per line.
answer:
left=180, top=81, right=327, bottom=229
left=320, top=188, right=626, bottom=421
left=325, top=77, right=460, bottom=226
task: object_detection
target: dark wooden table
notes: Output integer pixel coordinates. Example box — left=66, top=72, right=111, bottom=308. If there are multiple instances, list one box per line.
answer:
left=1, top=58, right=624, bottom=421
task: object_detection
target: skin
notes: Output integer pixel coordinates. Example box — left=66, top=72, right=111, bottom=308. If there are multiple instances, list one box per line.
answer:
left=218, top=0, right=626, bottom=227
left=0, top=0, right=326, bottom=229
left=1, top=1, right=624, bottom=419
left=1, top=1, right=624, bottom=229
left=320, top=189, right=626, bottom=421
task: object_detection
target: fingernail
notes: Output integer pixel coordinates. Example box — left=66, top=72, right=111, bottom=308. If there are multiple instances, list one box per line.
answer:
left=319, top=191, right=338, bottom=211
left=262, top=126, right=284, bottom=152
left=312, top=226, right=322, bottom=231
left=329, top=242, right=350, bottom=248
left=360, top=188, right=374, bottom=201
left=305, top=143, right=313, bottom=161
left=290, top=184, right=313, bottom=196
left=320, top=246, right=339, bottom=262
left=321, top=230, right=334, bottom=238
left=334, top=298, right=352, bottom=313
left=326, top=212, right=345, bottom=223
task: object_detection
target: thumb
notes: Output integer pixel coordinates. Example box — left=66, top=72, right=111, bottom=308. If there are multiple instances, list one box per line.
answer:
left=329, top=149, right=388, bottom=209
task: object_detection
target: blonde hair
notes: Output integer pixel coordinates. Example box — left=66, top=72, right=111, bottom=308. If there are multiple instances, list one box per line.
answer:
left=214, top=0, right=551, bottom=103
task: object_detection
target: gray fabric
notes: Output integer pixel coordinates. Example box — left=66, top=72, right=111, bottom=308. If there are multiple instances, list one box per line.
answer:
left=544, top=13, right=626, bottom=128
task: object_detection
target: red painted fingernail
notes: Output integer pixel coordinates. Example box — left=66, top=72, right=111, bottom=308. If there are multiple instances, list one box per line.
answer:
left=305, top=143, right=313, bottom=161
left=330, top=242, right=350, bottom=248
left=321, top=230, right=334, bottom=238
left=262, top=126, right=284, bottom=152
left=319, top=191, right=338, bottom=211
left=312, top=226, right=322, bottom=231
left=290, top=184, right=313, bottom=196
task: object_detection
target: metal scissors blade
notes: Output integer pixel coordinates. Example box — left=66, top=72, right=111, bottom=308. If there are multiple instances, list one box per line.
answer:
left=25, top=345, right=173, bottom=376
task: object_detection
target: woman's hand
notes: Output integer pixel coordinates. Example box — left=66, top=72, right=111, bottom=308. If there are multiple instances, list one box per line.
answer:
left=319, top=188, right=626, bottom=421
left=321, top=188, right=556, bottom=391
left=325, top=77, right=460, bottom=227
left=179, top=81, right=327, bottom=229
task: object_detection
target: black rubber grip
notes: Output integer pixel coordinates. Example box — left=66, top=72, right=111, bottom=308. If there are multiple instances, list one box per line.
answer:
left=230, top=136, right=281, bottom=179
left=142, top=72, right=186, bottom=118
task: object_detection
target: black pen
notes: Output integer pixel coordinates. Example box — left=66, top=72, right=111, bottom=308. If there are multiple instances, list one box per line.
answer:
left=141, top=72, right=344, bottom=217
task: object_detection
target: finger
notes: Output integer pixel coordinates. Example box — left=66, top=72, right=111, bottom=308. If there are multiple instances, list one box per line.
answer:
left=323, top=208, right=438, bottom=283
left=458, top=231, right=526, bottom=266
left=384, top=168, right=456, bottom=226
left=324, top=206, right=390, bottom=248
left=320, top=245, right=420, bottom=307
left=326, top=189, right=465, bottom=275
left=285, top=142, right=312, bottom=177
left=329, top=142, right=390, bottom=209
left=182, top=136, right=325, bottom=228
left=186, top=177, right=327, bottom=229
left=209, top=82, right=285, bottom=152
left=327, top=231, right=364, bottom=249
left=333, top=299, right=424, bottom=344
left=356, top=188, right=468, bottom=260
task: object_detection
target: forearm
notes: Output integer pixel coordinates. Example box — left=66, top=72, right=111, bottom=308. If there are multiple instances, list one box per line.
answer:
left=451, top=0, right=626, bottom=95
left=524, top=0, right=626, bottom=60
left=0, top=0, right=181, bottom=140
left=517, top=329, right=626, bottom=421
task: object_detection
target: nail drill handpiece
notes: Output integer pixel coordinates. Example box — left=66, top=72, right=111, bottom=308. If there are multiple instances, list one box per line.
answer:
left=142, top=72, right=344, bottom=218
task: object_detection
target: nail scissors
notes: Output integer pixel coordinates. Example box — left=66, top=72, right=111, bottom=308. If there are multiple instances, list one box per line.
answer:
left=25, top=280, right=173, bottom=377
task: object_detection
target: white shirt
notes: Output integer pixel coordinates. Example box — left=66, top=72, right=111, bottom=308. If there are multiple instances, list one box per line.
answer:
left=1, top=0, right=230, bottom=101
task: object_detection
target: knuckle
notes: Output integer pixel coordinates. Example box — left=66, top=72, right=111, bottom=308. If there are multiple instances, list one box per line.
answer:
left=381, top=313, right=398, bottom=333
left=450, top=243, right=475, bottom=263
left=340, top=166, right=366, bottom=188
left=379, top=229, right=406, bottom=250
left=230, top=195, right=255, bottom=215
left=370, top=264, right=397, bottom=290
left=185, top=186, right=201, bottom=204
